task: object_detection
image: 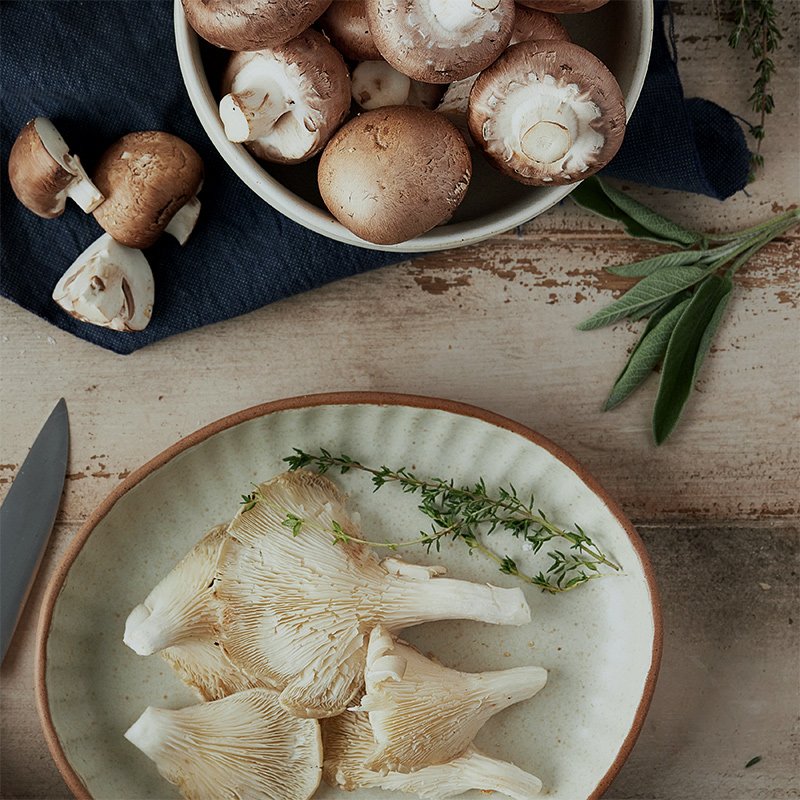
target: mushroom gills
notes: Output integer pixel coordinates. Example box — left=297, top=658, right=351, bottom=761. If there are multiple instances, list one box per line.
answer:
left=52, top=233, right=153, bottom=332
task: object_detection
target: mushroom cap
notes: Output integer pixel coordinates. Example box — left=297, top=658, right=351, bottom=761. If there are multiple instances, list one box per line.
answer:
left=319, top=0, right=382, bottom=61
left=52, top=233, right=154, bottom=332
left=220, top=30, right=351, bottom=164
left=92, top=131, right=203, bottom=248
left=516, top=0, right=608, bottom=12
left=182, top=0, right=333, bottom=50
left=511, top=5, right=570, bottom=42
left=359, top=625, right=548, bottom=773
left=124, top=688, right=322, bottom=800
left=468, top=40, right=626, bottom=185
left=318, top=106, right=471, bottom=244
left=366, top=0, right=516, bottom=83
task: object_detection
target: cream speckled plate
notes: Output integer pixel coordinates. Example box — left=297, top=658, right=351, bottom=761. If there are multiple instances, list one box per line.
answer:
left=37, top=393, right=661, bottom=799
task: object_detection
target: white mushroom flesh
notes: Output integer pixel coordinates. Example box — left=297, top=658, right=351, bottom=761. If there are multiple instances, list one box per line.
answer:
left=124, top=688, right=322, bottom=800
left=164, top=195, right=201, bottom=245
left=52, top=233, right=153, bottom=332
left=351, top=61, right=412, bottom=109
left=359, top=625, right=547, bottom=772
left=32, top=117, right=104, bottom=212
left=407, top=0, right=502, bottom=45
left=323, top=711, right=543, bottom=798
left=215, top=470, right=531, bottom=718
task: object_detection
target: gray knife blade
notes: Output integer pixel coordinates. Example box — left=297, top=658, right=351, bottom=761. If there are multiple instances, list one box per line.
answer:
left=0, top=398, right=69, bottom=661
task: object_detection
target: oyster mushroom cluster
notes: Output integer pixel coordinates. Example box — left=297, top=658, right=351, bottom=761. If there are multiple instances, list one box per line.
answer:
left=9, top=119, right=204, bottom=332
left=123, top=469, right=548, bottom=799
left=184, top=0, right=624, bottom=245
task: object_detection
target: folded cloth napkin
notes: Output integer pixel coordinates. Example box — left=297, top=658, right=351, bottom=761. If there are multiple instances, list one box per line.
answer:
left=0, top=0, right=751, bottom=355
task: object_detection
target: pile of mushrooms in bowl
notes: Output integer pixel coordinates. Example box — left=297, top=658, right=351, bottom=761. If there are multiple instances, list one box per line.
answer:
left=175, top=0, right=653, bottom=251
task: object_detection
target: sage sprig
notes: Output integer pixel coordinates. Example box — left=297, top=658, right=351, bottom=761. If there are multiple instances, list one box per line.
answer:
left=572, top=177, right=798, bottom=444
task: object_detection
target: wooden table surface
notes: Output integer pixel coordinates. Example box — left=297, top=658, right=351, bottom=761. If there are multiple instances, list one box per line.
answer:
left=1, top=3, right=798, bottom=799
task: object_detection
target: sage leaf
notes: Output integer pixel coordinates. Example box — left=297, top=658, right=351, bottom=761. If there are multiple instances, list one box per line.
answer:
left=628, top=298, right=671, bottom=321
left=570, top=178, right=688, bottom=245
left=578, top=266, right=706, bottom=331
left=604, top=297, right=691, bottom=411
left=606, top=248, right=706, bottom=277
left=597, top=179, right=703, bottom=247
left=652, top=275, right=734, bottom=444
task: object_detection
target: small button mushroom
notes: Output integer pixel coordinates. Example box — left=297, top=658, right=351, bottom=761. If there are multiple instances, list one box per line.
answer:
left=318, top=106, right=472, bottom=245
left=516, top=0, right=608, bottom=12
left=437, top=6, right=569, bottom=137
left=92, top=132, right=204, bottom=249
left=8, top=118, right=104, bottom=219
left=318, top=0, right=381, bottom=61
left=181, top=0, right=333, bottom=51
left=351, top=61, right=444, bottom=111
left=468, top=40, right=626, bottom=185
left=219, top=30, right=351, bottom=164
left=52, top=233, right=154, bottom=332
left=366, top=0, right=516, bottom=83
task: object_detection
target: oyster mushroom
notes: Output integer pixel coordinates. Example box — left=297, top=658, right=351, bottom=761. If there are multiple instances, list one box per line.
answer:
left=516, top=0, right=608, bottom=12
left=437, top=6, right=569, bottom=136
left=181, top=0, right=333, bottom=50
left=366, top=0, right=516, bottom=83
left=323, top=710, right=543, bottom=798
left=468, top=40, right=626, bottom=185
left=8, top=118, right=104, bottom=218
left=351, top=61, right=444, bottom=110
left=125, top=688, right=322, bottom=800
left=319, top=0, right=381, bottom=61
left=214, top=470, right=531, bottom=718
left=92, top=131, right=204, bottom=248
left=318, top=106, right=471, bottom=245
left=219, top=30, right=350, bottom=164
left=52, top=233, right=153, bottom=332
left=359, top=625, right=547, bottom=773
left=124, top=524, right=268, bottom=701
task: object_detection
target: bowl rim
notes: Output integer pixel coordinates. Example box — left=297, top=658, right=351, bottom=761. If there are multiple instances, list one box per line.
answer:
left=173, top=0, right=655, bottom=252
left=36, top=391, right=663, bottom=800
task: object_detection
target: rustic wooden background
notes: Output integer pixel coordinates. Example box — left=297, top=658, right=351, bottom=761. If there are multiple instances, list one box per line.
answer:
left=1, top=1, right=798, bottom=798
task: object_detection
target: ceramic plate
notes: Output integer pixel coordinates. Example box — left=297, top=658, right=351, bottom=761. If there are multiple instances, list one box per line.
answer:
left=37, top=393, right=661, bottom=799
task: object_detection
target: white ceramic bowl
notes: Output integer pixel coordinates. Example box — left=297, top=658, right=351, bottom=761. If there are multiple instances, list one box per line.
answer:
left=174, top=1, right=654, bottom=252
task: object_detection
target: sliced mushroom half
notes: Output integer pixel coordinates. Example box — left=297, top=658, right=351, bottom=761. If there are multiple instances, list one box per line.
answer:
left=366, top=0, right=516, bottom=83
left=8, top=118, right=104, bottom=218
left=52, top=233, right=154, bottom=332
left=468, top=40, right=626, bottom=185
left=219, top=30, right=350, bottom=164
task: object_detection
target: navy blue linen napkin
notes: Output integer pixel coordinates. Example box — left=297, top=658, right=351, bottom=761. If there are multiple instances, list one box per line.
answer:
left=0, top=0, right=751, bottom=354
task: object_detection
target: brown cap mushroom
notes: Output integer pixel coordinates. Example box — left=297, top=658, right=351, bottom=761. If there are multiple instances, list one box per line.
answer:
left=366, top=0, right=516, bottom=83
left=468, top=40, right=626, bottom=185
left=351, top=61, right=444, bottom=110
left=437, top=6, right=569, bottom=136
left=318, top=0, right=382, bottom=61
left=516, top=0, right=608, bottom=12
left=181, top=0, right=333, bottom=51
left=8, top=118, right=104, bottom=219
left=219, top=30, right=351, bottom=164
left=318, top=106, right=471, bottom=244
left=92, top=132, right=204, bottom=249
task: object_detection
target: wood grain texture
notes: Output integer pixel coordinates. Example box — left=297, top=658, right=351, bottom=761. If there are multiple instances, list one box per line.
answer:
left=1, top=1, right=798, bottom=797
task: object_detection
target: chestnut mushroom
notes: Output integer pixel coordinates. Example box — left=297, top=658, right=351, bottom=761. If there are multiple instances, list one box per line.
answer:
left=318, top=0, right=381, bottom=61
left=351, top=61, right=444, bottom=110
left=437, top=6, right=569, bottom=136
left=219, top=30, right=350, bottom=164
left=52, top=233, right=154, bottom=332
left=515, top=0, right=608, bottom=12
left=181, top=0, right=333, bottom=51
left=318, top=106, right=472, bottom=245
left=92, top=132, right=204, bottom=249
left=8, top=118, right=104, bottom=219
left=366, top=0, right=515, bottom=83
left=468, top=40, right=625, bottom=185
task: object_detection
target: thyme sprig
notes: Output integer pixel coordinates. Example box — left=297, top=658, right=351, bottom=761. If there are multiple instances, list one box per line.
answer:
left=279, top=448, right=620, bottom=594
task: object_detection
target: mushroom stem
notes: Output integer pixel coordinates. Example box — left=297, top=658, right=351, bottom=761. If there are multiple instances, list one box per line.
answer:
left=381, top=575, right=531, bottom=628
left=164, top=196, right=201, bottom=245
left=434, top=0, right=500, bottom=30
left=124, top=706, right=168, bottom=762
left=62, top=168, right=105, bottom=212
left=220, top=82, right=292, bottom=143
left=475, top=665, right=548, bottom=710
left=521, top=120, right=572, bottom=163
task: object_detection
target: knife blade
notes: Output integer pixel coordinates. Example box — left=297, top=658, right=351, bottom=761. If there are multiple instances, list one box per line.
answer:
left=0, top=398, right=69, bottom=661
